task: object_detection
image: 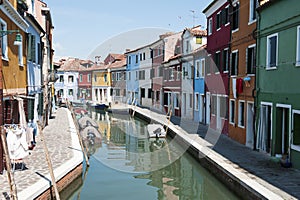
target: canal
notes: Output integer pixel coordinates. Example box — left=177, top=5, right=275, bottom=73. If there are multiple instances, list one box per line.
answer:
left=65, top=109, right=239, bottom=200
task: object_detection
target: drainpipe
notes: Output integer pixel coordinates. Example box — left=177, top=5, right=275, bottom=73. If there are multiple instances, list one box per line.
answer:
left=227, top=0, right=233, bottom=135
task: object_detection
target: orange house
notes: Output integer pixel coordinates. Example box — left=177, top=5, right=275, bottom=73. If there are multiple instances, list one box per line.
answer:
left=228, top=0, right=257, bottom=148
left=0, top=0, right=29, bottom=124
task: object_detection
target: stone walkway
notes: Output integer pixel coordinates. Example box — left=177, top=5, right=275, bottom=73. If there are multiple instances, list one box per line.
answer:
left=0, top=108, right=82, bottom=200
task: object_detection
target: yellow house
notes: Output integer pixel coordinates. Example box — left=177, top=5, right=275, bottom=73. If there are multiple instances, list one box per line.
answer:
left=0, top=0, right=29, bottom=124
left=92, top=64, right=112, bottom=104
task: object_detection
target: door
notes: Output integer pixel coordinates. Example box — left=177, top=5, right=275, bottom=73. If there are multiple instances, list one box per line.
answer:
left=277, top=105, right=291, bottom=156
left=183, top=93, right=186, bottom=116
left=257, top=104, right=272, bottom=153
left=246, top=102, right=254, bottom=148
left=206, top=93, right=210, bottom=124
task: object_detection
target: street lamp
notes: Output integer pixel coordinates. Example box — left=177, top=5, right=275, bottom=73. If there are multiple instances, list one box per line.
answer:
left=0, top=30, right=22, bottom=46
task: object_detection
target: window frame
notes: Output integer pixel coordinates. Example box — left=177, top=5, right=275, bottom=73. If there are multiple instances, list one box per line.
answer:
left=249, top=0, right=258, bottom=24
left=296, top=26, right=300, bottom=67
left=231, top=50, right=239, bottom=76
left=229, top=99, right=235, bottom=125
left=238, top=100, right=245, bottom=128
left=247, top=44, right=256, bottom=74
left=208, top=18, right=213, bottom=35
left=195, top=93, right=199, bottom=111
left=266, top=33, right=278, bottom=70
left=0, top=18, right=8, bottom=60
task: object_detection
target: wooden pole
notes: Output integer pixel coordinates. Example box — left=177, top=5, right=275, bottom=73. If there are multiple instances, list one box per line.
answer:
left=165, top=105, right=172, bottom=135
left=37, top=122, right=60, bottom=200
left=67, top=101, right=90, bottom=167
left=0, top=127, right=18, bottom=200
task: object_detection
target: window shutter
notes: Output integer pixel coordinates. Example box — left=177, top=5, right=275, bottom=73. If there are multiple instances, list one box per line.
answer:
left=31, top=35, right=36, bottom=63
left=28, top=34, right=32, bottom=61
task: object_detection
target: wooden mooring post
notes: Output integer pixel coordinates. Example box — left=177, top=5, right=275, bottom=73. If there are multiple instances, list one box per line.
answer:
left=37, top=122, right=60, bottom=200
left=67, top=102, right=90, bottom=167
left=0, top=127, right=18, bottom=200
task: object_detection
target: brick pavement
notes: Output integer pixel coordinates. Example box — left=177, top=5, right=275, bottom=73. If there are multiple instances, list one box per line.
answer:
left=0, top=108, right=82, bottom=200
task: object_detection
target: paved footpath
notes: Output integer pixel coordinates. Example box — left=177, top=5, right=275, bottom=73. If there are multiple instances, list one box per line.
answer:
left=0, top=108, right=82, bottom=200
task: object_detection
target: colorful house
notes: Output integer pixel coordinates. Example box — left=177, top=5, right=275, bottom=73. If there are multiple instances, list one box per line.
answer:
left=256, top=0, right=300, bottom=169
left=78, top=60, right=93, bottom=101
left=25, top=10, right=44, bottom=123
left=181, top=26, right=207, bottom=120
left=109, top=55, right=127, bottom=105
left=1, top=0, right=29, bottom=124
left=193, top=44, right=207, bottom=123
left=92, top=64, right=112, bottom=105
left=228, top=0, right=257, bottom=148
left=126, top=49, right=140, bottom=104
left=162, top=53, right=182, bottom=116
left=151, top=32, right=181, bottom=112
left=203, top=0, right=231, bottom=134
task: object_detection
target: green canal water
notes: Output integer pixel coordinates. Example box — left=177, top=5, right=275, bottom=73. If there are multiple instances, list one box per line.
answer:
left=64, top=110, right=239, bottom=200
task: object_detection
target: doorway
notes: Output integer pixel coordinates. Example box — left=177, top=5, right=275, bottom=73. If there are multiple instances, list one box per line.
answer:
left=246, top=102, right=254, bottom=148
left=206, top=93, right=210, bottom=124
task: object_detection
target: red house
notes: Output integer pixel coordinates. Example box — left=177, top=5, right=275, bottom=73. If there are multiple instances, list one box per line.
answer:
left=78, top=61, right=94, bottom=101
left=203, top=0, right=231, bottom=135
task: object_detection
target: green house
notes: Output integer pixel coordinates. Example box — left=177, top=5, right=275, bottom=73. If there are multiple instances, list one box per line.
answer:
left=256, top=0, right=300, bottom=169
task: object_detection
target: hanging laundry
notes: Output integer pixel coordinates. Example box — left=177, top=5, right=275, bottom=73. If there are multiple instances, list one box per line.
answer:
left=236, top=78, right=243, bottom=94
left=6, top=126, right=29, bottom=160
left=232, top=78, right=237, bottom=99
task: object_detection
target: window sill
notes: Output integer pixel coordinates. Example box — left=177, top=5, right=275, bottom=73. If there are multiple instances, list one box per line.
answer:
left=248, top=19, right=256, bottom=26
left=215, top=72, right=220, bottom=75
left=295, top=62, right=300, bottom=67
left=266, top=66, right=277, bottom=71
left=232, top=28, right=239, bottom=33
left=238, top=124, right=245, bottom=129
left=223, top=71, right=229, bottom=74
left=229, top=122, right=235, bottom=126
left=291, top=144, right=300, bottom=152
left=246, top=73, right=255, bottom=76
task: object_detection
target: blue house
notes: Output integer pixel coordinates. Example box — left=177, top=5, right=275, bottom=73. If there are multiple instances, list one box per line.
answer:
left=193, top=45, right=207, bottom=123
left=125, top=50, right=140, bottom=104
left=25, top=12, right=44, bottom=123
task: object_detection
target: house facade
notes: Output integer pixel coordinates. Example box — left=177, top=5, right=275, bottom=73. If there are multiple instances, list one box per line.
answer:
left=181, top=26, right=207, bottom=120
left=256, top=0, right=300, bottom=169
left=228, top=0, right=257, bottom=148
left=126, top=50, right=140, bottom=105
left=110, top=56, right=127, bottom=105
left=193, top=45, right=207, bottom=123
left=25, top=11, right=44, bottom=123
left=92, top=64, right=112, bottom=104
left=203, top=0, right=230, bottom=134
left=1, top=0, right=29, bottom=124
left=78, top=68, right=93, bottom=101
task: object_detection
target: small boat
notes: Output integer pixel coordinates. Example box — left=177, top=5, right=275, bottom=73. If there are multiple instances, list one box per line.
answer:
left=94, top=103, right=109, bottom=110
left=147, top=124, right=166, bottom=138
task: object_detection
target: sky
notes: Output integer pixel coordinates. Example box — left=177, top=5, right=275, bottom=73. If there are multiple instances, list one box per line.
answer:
left=46, top=0, right=210, bottom=62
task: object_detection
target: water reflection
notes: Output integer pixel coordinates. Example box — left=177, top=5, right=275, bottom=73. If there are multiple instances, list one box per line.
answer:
left=66, top=110, right=239, bottom=200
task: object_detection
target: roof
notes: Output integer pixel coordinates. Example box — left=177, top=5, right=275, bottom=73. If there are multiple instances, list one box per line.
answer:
left=193, top=44, right=207, bottom=53
left=257, top=0, right=278, bottom=12
left=183, top=26, right=207, bottom=37
left=57, top=58, right=94, bottom=72
left=202, top=0, right=218, bottom=13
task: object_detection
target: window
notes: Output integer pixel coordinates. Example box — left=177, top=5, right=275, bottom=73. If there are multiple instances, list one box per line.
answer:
left=17, top=34, right=23, bottom=66
left=222, top=49, right=229, bottom=72
left=112, top=73, right=115, bottom=81
left=128, top=72, right=131, bottom=80
left=0, top=19, right=8, bottom=59
left=94, top=74, right=97, bottom=82
left=68, top=89, right=73, bottom=96
left=292, top=111, right=300, bottom=147
left=170, top=68, right=174, bottom=80
left=208, top=18, right=212, bottom=35
left=174, top=93, right=179, bottom=108
left=141, top=88, right=145, bottom=98
left=230, top=99, right=235, bottom=124
left=128, top=56, right=131, bottom=65
left=143, top=52, right=146, bottom=60
left=88, top=74, right=91, bottom=82
left=104, top=74, right=107, bottom=82
left=238, top=101, right=245, bottom=127
left=232, top=3, right=239, bottom=31
left=189, top=93, right=193, bottom=108
left=206, top=55, right=211, bottom=75
left=135, top=55, right=138, bottom=63
left=59, top=75, right=64, bottom=82
left=68, top=75, right=74, bottom=83
left=220, top=96, right=227, bottom=119
left=297, top=26, right=300, bottom=66
left=135, top=71, right=138, bottom=80
left=164, top=93, right=168, bottom=106
left=249, top=0, right=258, bottom=22
left=28, top=34, right=36, bottom=62
left=196, top=36, right=202, bottom=44
left=266, top=33, right=278, bottom=69
left=148, top=88, right=152, bottom=98
left=247, top=45, right=256, bottom=74
left=159, top=66, right=163, bottom=77
left=195, top=93, right=199, bottom=111
left=211, top=95, right=217, bottom=115
left=177, top=66, right=181, bottom=80
left=222, top=6, right=229, bottom=25
left=150, top=68, right=155, bottom=78
left=139, top=70, right=145, bottom=80
left=231, top=50, right=238, bottom=76
left=116, top=89, right=120, bottom=96
left=216, top=12, right=221, bottom=30
left=140, top=53, right=142, bottom=61
left=79, top=74, right=83, bottom=82
left=215, top=51, right=221, bottom=73
left=186, top=40, right=190, bottom=53
left=196, top=60, right=200, bottom=78
left=200, top=59, right=205, bottom=77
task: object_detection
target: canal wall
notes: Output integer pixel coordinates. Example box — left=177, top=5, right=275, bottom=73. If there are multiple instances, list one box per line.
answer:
left=130, top=107, right=295, bottom=200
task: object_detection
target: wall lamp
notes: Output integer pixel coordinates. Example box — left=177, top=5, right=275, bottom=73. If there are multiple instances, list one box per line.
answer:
left=0, top=30, right=22, bottom=46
